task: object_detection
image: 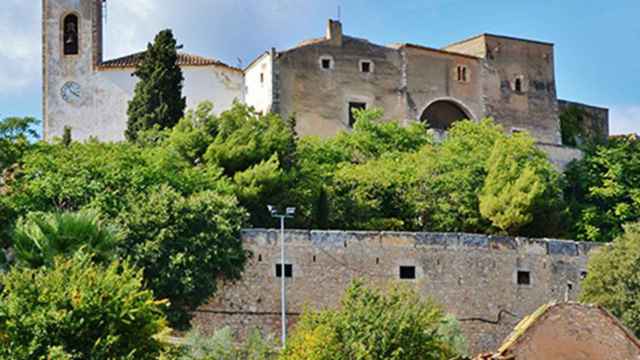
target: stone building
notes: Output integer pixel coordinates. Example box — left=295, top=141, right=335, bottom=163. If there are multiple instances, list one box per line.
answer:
left=193, top=229, right=602, bottom=354
left=44, top=0, right=609, bottom=160
left=475, top=302, right=640, bottom=359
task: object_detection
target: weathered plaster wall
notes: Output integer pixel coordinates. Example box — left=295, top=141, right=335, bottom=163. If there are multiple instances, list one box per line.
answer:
left=558, top=99, right=610, bottom=144
left=536, top=143, right=583, bottom=170
left=193, top=230, right=600, bottom=355
left=402, top=46, right=484, bottom=123
left=245, top=53, right=273, bottom=114
left=276, top=37, right=406, bottom=137
left=480, top=35, right=562, bottom=144
left=44, top=0, right=244, bottom=142
left=504, top=304, right=640, bottom=359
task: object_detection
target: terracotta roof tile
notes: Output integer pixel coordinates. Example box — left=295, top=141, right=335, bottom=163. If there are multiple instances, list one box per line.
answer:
left=98, top=51, right=241, bottom=72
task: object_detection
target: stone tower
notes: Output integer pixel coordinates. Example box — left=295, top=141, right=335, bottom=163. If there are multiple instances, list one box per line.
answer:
left=42, top=0, right=104, bottom=140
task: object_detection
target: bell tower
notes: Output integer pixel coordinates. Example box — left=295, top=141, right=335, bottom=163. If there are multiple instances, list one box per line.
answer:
left=42, top=0, right=104, bottom=140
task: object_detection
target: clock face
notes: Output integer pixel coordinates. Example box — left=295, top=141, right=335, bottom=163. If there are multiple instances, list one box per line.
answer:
left=61, top=81, right=82, bottom=104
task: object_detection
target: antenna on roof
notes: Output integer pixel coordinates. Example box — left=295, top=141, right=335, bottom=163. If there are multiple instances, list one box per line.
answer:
left=237, top=57, right=243, bottom=68
left=337, top=5, right=341, bottom=21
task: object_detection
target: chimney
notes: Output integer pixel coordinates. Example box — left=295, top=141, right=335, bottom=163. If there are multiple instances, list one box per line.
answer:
left=326, top=19, right=343, bottom=46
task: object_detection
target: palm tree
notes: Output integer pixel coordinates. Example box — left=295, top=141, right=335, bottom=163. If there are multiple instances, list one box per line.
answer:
left=12, top=210, right=120, bottom=268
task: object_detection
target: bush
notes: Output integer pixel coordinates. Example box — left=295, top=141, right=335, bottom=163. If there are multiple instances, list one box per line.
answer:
left=0, top=253, right=168, bottom=359
left=117, top=185, right=248, bottom=327
left=12, top=210, right=120, bottom=268
left=566, top=135, right=640, bottom=242
left=281, top=281, right=466, bottom=360
left=179, top=327, right=277, bottom=360
left=580, top=223, right=640, bottom=336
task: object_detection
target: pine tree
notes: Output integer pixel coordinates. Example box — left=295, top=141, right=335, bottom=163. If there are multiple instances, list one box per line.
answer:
left=126, top=29, right=186, bottom=141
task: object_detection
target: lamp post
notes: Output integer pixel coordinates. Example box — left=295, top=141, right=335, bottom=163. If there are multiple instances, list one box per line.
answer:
left=268, top=205, right=295, bottom=349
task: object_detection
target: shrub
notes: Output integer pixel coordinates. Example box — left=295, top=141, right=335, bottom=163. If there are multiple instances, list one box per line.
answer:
left=580, top=223, right=640, bottom=336
left=0, top=253, right=168, bottom=359
left=179, top=327, right=277, bottom=360
left=12, top=210, right=120, bottom=268
left=281, top=281, right=466, bottom=360
left=117, top=185, right=248, bottom=327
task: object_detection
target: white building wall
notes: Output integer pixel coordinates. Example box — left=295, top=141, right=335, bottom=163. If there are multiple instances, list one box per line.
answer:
left=244, top=53, right=273, bottom=113
left=46, top=65, right=244, bottom=142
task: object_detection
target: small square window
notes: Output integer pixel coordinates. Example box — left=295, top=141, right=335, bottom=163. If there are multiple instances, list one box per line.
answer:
left=348, top=102, right=367, bottom=127
left=399, top=266, right=416, bottom=280
left=361, top=61, right=371, bottom=73
left=517, top=271, right=531, bottom=285
left=580, top=271, right=588, bottom=280
left=276, top=264, right=293, bottom=278
left=321, top=58, right=332, bottom=70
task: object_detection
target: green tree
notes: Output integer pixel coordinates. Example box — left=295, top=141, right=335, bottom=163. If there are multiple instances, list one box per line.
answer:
left=12, top=210, right=120, bottom=268
left=0, top=253, right=168, bottom=359
left=479, top=134, right=565, bottom=235
left=580, top=223, right=640, bottom=336
left=117, top=185, right=248, bottom=327
left=565, top=135, right=640, bottom=242
left=0, top=116, right=39, bottom=172
left=281, top=281, right=466, bottom=360
left=127, top=29, right=186, bottom=141
left=179, top=327, right=277, bottom=360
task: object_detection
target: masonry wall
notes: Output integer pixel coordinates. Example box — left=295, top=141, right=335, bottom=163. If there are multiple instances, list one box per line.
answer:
left=193, top=230, right=601, bottom=355
left=403, top=46, right=484, bottom=123
left=558, top=99, right=610, bottom=144
left=276, top=37, right=406, bottom=138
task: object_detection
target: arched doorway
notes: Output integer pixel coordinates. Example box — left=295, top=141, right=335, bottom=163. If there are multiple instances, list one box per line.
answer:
left=420, top=100, right=470, bottom=131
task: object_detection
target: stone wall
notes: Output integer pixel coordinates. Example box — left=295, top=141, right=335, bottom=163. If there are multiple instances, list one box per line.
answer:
left=558, top=99, right=610, bottom=144
left=193, top=229, right=601, bottom=354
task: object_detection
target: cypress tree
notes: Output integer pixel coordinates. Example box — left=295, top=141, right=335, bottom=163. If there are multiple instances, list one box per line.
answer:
left=126, top=29, right=186, bottom=141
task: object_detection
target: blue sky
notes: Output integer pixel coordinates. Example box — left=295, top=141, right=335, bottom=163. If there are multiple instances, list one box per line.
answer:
left=1, top=0, right=638, bottom=134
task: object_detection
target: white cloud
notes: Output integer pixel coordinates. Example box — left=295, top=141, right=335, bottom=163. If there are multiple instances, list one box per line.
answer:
left=0, top=0, right=41, bottom=93
left=610, top=105, right=640, bottom=135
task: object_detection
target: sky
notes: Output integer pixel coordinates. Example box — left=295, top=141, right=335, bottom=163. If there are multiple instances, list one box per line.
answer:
left=0, top=0, right=638, bottom=134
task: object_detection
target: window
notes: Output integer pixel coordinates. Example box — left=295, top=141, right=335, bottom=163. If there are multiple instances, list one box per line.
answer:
left=63, top=14, right=79, bottom=55
left=456, top=65, right=469, bottom=83
left=275, top=263, right=293, bottom=278
left=260, top=73, right=264, bottom=84
left=399, top=266, right=416, bottom=280
left=580, top=271, right=588, bottom=280
left=360, top=60, right=373, bottom=73
left=517, top=270, right=531, bottom=285
left=319, top=56, right=334, bottom=70
left=348, top=102, right=366, bottom=127
left=515, top=78, right=523, bottom=92
left=511, top=128, right=524, bottom=135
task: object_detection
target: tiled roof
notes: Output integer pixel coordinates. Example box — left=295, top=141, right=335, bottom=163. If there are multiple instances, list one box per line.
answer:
left=98, top=51, right=241, bottom=72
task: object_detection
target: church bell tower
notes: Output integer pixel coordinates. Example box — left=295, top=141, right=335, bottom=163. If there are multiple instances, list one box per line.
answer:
left=42, top=0, right=104, bottom=140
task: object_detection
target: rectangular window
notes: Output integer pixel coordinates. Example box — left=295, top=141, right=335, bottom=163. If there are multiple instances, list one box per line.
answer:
left=348, top=102, right=367, bottom=127
left=361, top=61, right=371, bottom=73
left=260, top=73, right=264, bottom=84
left=322, top=59, right=332, bottom=69
left=517, top=271, right=531, bottom=285
left=276, top=264, right=293, bottom=278
left=399, top=266, right=416, bottom=280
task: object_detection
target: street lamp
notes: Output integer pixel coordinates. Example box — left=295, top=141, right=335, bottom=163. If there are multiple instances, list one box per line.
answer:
left=268, top=205, right=295, bottom=349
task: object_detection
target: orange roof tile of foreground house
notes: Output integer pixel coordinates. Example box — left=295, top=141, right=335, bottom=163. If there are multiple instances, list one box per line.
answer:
left=474, top=302, right=640, bottom=360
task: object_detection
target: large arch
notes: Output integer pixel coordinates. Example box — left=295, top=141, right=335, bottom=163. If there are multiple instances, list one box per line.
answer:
left=420, top=99, right=473, bottom=131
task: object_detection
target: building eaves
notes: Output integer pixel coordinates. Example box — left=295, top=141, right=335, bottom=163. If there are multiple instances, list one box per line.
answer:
left=98, top=51, right=242, bottom=73
left=394, top=43, right=481, bottom=60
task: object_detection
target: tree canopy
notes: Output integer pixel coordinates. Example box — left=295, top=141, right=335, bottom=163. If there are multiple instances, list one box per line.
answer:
left=127, top=29, right=186, bottom=141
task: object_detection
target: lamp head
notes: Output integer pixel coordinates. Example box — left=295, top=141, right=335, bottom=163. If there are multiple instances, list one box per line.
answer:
left=267, top=205, right=275, bottom=214
left=286, top=207, right=296, bottom=216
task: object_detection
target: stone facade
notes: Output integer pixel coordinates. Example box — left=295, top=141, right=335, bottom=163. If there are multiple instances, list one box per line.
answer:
left=193, top=229, right=601, bottom=354
left=558, top=99, right=610, bottom=144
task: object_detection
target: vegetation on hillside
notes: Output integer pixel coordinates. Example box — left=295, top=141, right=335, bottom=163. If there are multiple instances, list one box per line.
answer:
left=580, top=223, right=640, bottom=337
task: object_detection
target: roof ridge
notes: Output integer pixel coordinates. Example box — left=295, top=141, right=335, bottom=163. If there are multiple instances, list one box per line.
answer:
left=99, top=51, right=241, bottom=72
